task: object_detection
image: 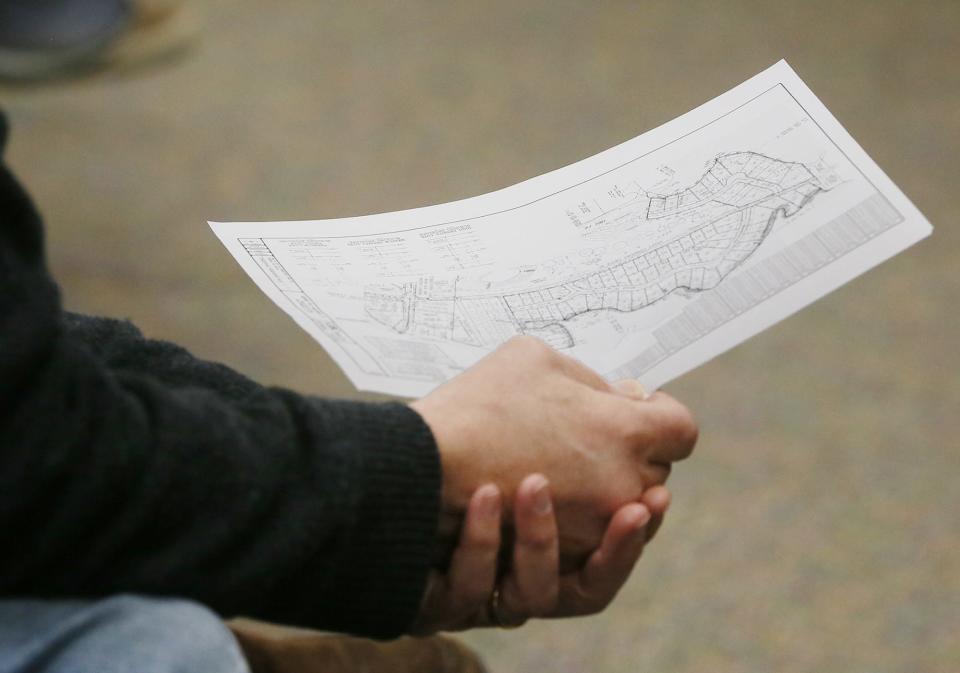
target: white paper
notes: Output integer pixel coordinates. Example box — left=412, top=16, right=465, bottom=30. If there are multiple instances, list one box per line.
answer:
left=210, top=61, right=932, bottom=397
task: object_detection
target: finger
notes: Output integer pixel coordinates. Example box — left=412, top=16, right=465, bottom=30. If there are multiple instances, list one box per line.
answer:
left=641, top=485, right=671, bottom=515
left=640, top=485, right=671, bottom=543
left=645, top=461, right=672, bottom=488
left=578, top=502, right=651, bottom=602
left=612, top=379, right=649, bottom=400
left=500, top=474, right=560, bottom=620
left=446, top=483, right=502, bottom=618
left=636, top=391, right=698, bottom=463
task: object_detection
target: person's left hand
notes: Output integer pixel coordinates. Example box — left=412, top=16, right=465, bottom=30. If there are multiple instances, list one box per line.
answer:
left=410, top=474, right=670, bottom=634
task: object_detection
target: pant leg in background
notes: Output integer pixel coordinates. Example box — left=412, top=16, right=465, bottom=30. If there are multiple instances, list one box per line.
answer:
left=0, top=594, right=250, bottom=673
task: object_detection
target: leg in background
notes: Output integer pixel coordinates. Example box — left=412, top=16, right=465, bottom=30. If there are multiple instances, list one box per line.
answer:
left=0, top=594, right=250, bottom=673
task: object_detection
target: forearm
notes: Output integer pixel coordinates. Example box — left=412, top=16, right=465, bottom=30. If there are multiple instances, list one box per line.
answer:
left=0, top=114, right=442, bottom=637
left=0, top=321, right=441, bottom=637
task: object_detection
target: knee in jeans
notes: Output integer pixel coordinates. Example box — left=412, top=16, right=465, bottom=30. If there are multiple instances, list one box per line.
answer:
left=93, top=594, right=247, bottom=673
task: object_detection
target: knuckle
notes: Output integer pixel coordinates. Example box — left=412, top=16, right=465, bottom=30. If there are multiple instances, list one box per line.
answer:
left=508, top=334, right=540, bottom=351
left=639, top=394, right=699, bottom=458
left=464, top=525, right=500, bottom=550
left=505, top=334, right=528, bottom=349
left=613, top=405, right=650, bottom=445
left=520, top=528, right=556, bottom=553
left=511, top=335, right=555, bottom=362
left=645, top=462, right=671, bottom=486
left=665, top=404, right=699, bottom=455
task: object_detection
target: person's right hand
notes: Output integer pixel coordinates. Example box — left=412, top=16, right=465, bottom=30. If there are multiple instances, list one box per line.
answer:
left=410, top=335, right=697, bottom=571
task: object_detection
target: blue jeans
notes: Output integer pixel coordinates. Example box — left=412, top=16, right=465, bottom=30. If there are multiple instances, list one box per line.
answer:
left=0, top=595, right=250, bottom=673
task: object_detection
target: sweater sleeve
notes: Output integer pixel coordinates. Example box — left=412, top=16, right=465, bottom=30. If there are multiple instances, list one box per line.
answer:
left=0, top=113, right=442, bottom=639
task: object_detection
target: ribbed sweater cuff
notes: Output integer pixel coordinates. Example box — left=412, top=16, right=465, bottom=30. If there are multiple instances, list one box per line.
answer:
left=313, top=400, right=441, bottom=639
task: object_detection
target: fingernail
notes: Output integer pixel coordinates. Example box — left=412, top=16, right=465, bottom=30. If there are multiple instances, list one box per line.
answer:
left=614, top=379, right=649, bottom=399
left=478, top=485, right=501, bottom=518
left=530, top=476, right=552, bottom=515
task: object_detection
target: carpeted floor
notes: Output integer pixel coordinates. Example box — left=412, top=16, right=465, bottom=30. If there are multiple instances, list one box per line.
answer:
left=2, top=1, right=957, bottom=671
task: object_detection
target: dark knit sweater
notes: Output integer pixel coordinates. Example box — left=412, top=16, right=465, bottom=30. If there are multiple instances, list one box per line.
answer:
left=0, top=113, right=442, bottom=639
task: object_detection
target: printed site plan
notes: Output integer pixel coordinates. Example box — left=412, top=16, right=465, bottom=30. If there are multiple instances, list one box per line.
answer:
left=211, top=61, right=933, bottom=397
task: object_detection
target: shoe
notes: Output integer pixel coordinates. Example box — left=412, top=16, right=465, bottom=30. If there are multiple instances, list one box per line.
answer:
left=228, top=618, right=489, bottom=673
left=0, top=0, right=199, bottom=81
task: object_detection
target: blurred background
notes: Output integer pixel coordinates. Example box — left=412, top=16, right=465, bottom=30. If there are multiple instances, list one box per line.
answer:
left=2, top=1, right=957, bottom=671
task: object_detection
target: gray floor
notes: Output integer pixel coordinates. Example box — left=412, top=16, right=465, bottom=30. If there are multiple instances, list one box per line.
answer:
left=2, top=1, right=958, bottom=671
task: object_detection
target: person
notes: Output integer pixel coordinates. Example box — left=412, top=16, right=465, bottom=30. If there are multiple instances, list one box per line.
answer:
left=0, top=111, right=697, bottom=671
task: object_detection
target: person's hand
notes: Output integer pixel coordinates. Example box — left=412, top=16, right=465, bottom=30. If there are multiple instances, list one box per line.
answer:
left=410, top=335, right=696, bottom=570
left=411, top=474, right=672, bottom=634
left=411, top=481, right=503, bottom=634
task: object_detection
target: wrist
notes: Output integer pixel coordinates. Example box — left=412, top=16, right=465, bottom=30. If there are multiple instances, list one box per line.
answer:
left=409, top=398, right=474, bottom=515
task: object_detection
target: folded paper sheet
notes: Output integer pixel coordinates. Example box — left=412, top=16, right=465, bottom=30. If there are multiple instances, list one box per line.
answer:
left=211, top=61, right=932, bottom=397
